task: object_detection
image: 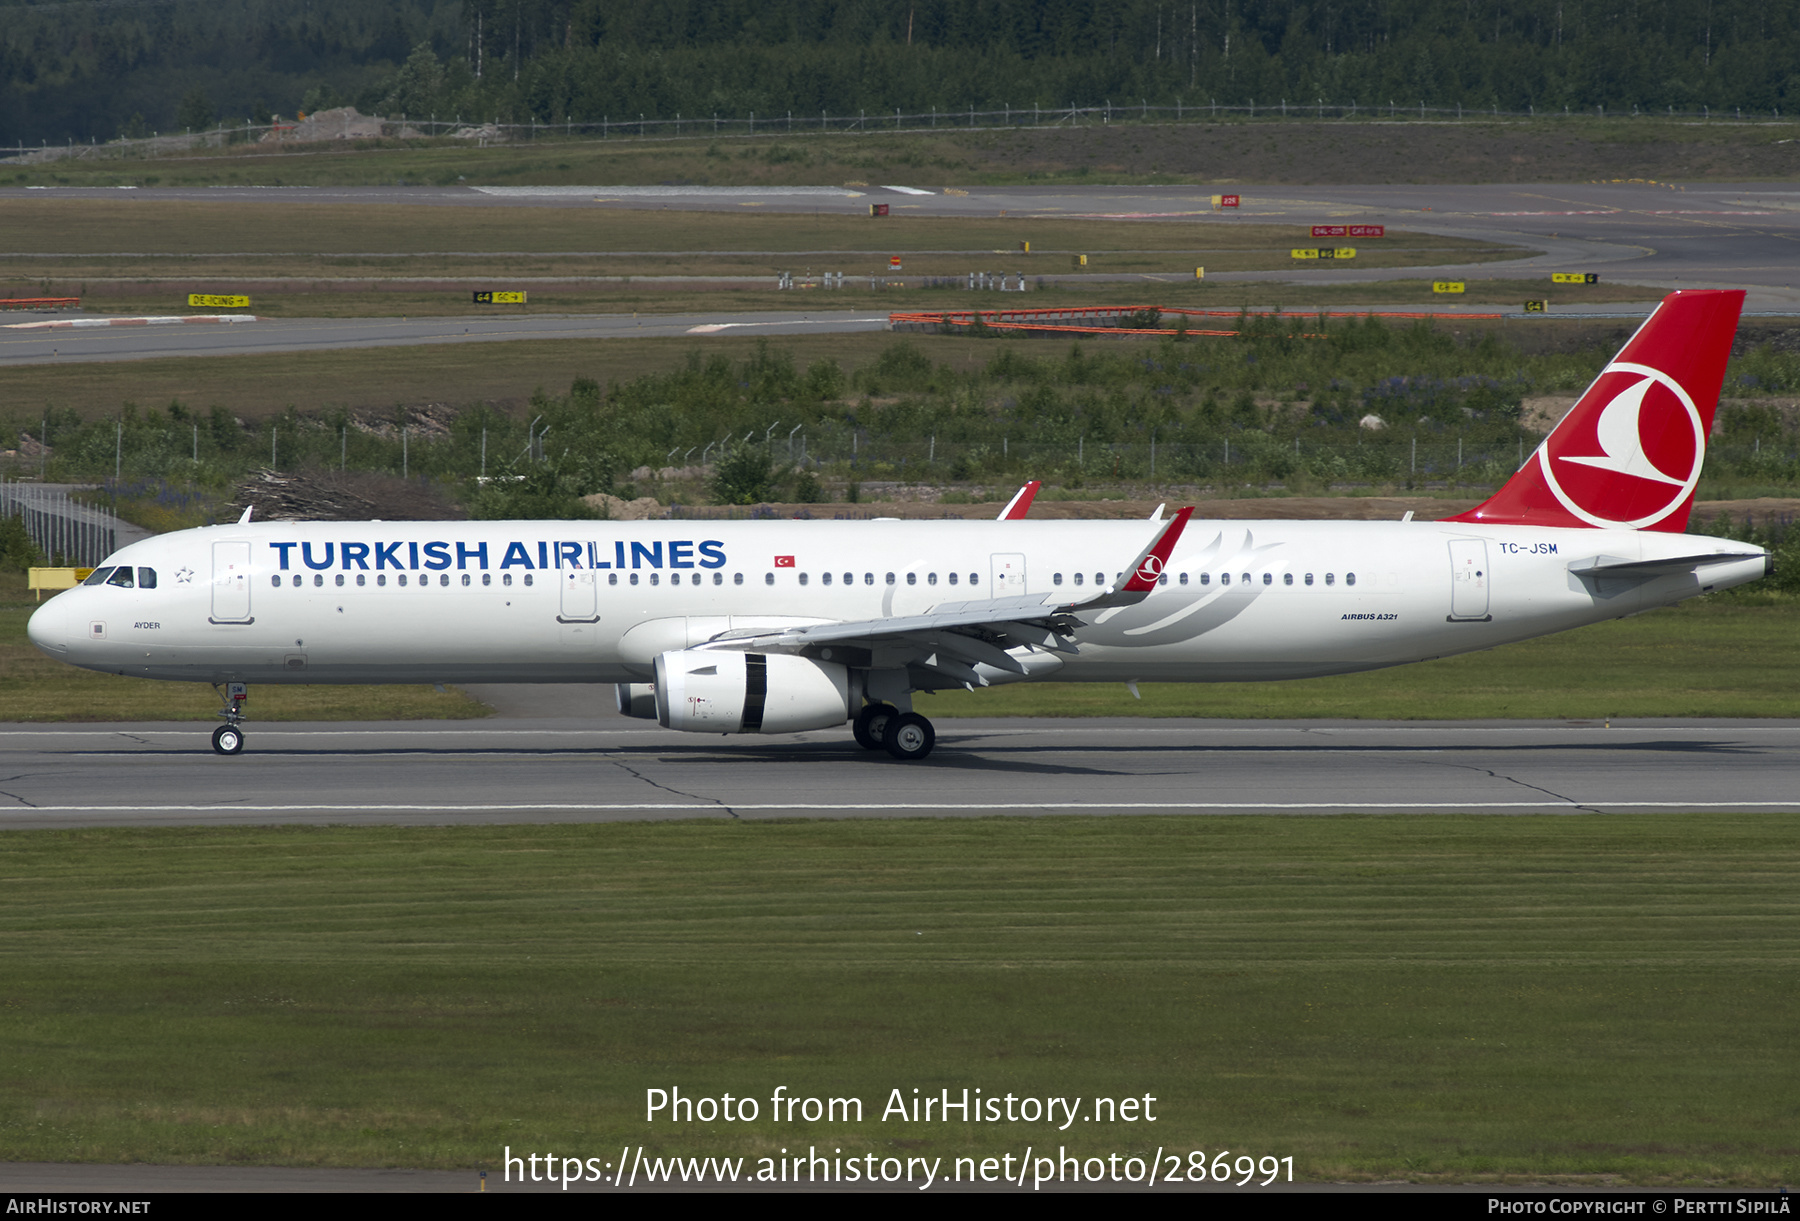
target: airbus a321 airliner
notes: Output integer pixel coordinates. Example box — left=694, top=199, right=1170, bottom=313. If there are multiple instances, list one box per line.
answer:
left=27, top=290, right=1769, bottom=759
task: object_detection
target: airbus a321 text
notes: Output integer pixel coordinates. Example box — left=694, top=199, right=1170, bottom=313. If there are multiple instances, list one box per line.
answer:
left=27, top=290, right=1769, bottom=759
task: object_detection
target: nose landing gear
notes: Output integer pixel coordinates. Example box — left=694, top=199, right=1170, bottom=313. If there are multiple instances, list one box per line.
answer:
left=211, top=681, right=248, bottom=756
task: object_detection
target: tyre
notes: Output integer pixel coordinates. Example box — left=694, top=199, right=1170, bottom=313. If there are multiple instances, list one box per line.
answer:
left=212, top=724, right=244, bottom=756
left=853, top=703, right=895, bottom=750
left=882, top=712, right=935, bottom=761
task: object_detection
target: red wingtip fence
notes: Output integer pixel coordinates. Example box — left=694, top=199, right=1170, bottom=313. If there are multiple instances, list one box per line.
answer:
left=888, top=305, right=1507, bottom=338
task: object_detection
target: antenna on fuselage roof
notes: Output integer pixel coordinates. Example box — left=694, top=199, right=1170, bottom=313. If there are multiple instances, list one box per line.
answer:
left=238, top=505, right=254, bottom=524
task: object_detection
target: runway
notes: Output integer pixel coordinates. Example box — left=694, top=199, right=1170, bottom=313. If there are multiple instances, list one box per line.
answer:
left=5, top=180, right=1800, bottom=366
left=3, top=717, right=1797, bottom=828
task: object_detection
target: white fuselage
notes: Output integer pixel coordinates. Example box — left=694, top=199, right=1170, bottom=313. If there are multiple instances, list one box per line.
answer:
left=26, top=516, right=1767, bottom=689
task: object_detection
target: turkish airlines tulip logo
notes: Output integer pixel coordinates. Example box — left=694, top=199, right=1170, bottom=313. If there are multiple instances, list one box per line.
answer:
left=1540, top=361, right=1705, bottom=528
left=1135, top=555, right=1164, bottom=583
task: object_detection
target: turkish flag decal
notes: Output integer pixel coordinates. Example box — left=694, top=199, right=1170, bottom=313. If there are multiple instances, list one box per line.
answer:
left=774, top=555, right=795, bottom=567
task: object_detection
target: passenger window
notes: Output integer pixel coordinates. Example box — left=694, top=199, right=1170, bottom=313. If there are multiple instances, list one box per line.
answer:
left=1073, top=572, right=1084, bottom=586
left=524, top=573, right=533, bottom=587
left=334, top=573, right=344, bottom=587
left=885, top=573, right=895, bottom=585
left=906, top=572, right=917, bottom=586
left=1325, top=573, right=1335, bottom=585
left=713, top=572, right=723, bottom=585
left=1221, top=573, right=1230, bottom=586
left=927, top=573, right=938, bottom=586
left=461, top=573, right=471, bottom=586
left=1241, top=573, right=1250, bottom=585
left=315, top=574, right=324, bottom=587
left=105, top=567, right=134, bottom=587
left=1346, top=572, right=1357, bottom=586
left=733, top=572, right=743, bottom=585
left=799, top=573, right=809, bottom=586
left=864, top=573, right=874, bottom=585
left=84, top=568, right=115, bottom=586
left=270, top=574, right=280, bottom=588
left=605, top=573, right=614, bottom=586
left=650, top=573, right=660, bottom=586
left=357, top=573, right=367, bottom=587
left=1305, top=573, right=1314, bottom=586
left=440, top=573, right=450, bottom=587
left=1158, top=574, right=1168, bottom=585
left=1053, top=572, right=1063, bottom=586
left=947, top=572, right=958, bottom=585
left=969, top=573, right=978, bottom=586
left=292, top=574, right=302, bottom=587
left=377, top=574, right=386, bottom=587
left=398, top=574, right=408, bottom=587
left=844, top=573, right=854, bottom=586
left=1262, top=573, right=1272, bottom=586
left=504, top=573, right=514, bottom=587
left=764, top=572, right=774, bottom=585
left=1096, top=573, right=1105, bottom=586
left=481, top=573, right=490, bottom=586
left=690, top=572, right=700, bottom=586
left=822, top=572, right=832, bottom=585
left=1179, top=572, right=1189, bottom=585
left=137, top=567, right=156, bottom=589
left=1200, top=573, right=1210, bottom=585
left=1283, top=573, right=1293, bottom=586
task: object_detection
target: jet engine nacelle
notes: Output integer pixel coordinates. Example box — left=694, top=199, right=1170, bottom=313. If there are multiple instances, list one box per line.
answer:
left=615, top=683, right=658, bottom=719
left=654, top=649, right=852, bottom=734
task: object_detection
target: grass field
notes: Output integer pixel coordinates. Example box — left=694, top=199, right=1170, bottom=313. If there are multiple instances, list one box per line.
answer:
left=2, top=814, right=1794, bottom=1183
left=9, top=116, right=1800, bottom=189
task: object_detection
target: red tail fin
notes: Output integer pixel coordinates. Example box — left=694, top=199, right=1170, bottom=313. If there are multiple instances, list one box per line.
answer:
left=1445, top=289, right=1742, bottom=532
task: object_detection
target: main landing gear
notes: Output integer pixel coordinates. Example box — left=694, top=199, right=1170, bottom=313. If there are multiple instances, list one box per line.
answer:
left=212, top=681, right=248, bottom=756
left=853, top=703, right=937, bottom=761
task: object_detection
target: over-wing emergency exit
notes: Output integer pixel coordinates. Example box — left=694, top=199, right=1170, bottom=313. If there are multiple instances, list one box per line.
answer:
left=27, top=291, right=1768, bottom=759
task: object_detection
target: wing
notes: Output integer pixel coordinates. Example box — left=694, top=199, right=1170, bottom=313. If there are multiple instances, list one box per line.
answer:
left=696, top=508, right=1194, bottom=688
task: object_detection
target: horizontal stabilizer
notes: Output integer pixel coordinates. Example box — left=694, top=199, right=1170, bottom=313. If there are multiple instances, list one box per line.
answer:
left=1568, top=551, right=1765, bottom=579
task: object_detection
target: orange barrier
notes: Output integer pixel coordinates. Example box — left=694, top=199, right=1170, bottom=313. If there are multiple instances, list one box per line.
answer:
left=0, top=298, right=79, bottom=311
left=889, top=303, right=1506, bottom=338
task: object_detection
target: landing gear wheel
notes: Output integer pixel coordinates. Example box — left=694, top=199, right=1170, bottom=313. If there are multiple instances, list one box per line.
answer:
left=211, top=724, right=244, bottom=756
left=853, top=703, right=897, bottom=750
left=883, top=712, right=936, bottom=761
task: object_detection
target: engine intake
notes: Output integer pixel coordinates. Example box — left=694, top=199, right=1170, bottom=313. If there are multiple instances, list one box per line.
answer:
left=654, top=650, right=851, bottom=734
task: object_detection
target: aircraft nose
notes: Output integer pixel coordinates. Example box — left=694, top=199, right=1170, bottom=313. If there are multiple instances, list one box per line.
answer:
left=26, top=596, right=70, bottom=657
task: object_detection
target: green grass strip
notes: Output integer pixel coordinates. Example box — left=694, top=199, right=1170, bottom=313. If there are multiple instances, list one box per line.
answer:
left=1, top=815, right=1795, bottom=1184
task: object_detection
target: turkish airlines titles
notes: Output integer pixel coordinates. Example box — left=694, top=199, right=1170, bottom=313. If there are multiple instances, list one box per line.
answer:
left=265, top=538, right=730, bottom=573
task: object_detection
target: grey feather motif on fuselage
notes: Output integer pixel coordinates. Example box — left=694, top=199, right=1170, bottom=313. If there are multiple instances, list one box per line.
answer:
left=1078, top=529, right=1285, bottom=648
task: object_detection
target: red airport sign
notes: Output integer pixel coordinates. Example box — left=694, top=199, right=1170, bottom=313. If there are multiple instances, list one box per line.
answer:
left=1220, top=194, right=1240, bottom=208
left=1311, top=224, right=1385, bottom=238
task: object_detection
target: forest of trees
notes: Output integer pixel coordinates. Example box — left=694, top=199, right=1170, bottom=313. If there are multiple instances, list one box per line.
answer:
left=5, top=0, right=1800, bottom=146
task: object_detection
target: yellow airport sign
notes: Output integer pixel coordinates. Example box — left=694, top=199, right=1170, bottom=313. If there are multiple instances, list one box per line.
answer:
left=1292, top=248, right=1319, bottom=259
left=473, top=291, right=528, bottom=304
left=1433, top=281, right=1467, bottom=294
left=1524, top=299, right=1548, bottom=312
left=1072, top=254, right=1088, bottom=268
left=1294, top=248, right=1357, bottom=260
left=188, top=294, right=249, bottom=308
left=1195, top=267, right=1205, bottom=280
left=1551, top=273, right=1599, bottom=284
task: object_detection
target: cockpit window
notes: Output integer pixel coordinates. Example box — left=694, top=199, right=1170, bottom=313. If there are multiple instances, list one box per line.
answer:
left=83, top=567, right=115, bottom=586
left=137, top=567, right=157, bottom=589
left=105, top=567, right=135, bottom=588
